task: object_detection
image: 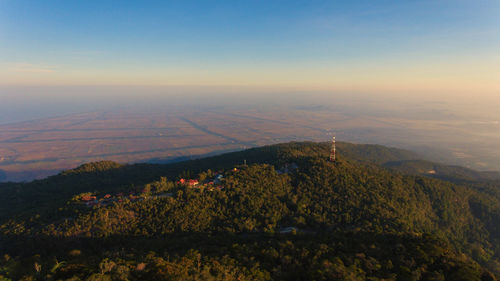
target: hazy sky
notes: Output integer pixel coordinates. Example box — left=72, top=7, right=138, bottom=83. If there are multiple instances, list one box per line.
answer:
left=1, top=0, right=499, bottom=95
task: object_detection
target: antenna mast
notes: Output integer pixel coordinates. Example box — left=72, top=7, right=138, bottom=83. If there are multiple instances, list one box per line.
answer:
left=329, top=135, right=336, bottom=162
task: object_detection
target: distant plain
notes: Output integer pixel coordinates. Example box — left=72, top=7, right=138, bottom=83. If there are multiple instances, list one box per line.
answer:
left=1, top=91, right=499, bottom=182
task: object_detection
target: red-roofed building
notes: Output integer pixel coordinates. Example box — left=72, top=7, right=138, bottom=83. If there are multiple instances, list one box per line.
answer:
left=177, top=178, right=199, bottom=186
left=81, top=195, right=97, bottom=202
left=187, top=179, right=199, bottom=186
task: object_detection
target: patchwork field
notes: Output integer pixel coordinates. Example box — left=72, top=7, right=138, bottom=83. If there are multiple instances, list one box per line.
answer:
left=1, top=105, right=499, bottom=182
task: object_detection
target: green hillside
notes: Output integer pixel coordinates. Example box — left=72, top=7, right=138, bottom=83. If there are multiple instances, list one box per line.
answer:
left=384, top=160, right=500, bottom=183
left=0, top=142, right=499, bottom=280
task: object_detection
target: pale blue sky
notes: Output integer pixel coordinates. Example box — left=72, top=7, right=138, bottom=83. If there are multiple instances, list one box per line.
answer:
left=0, top=0, right=499, bottom=93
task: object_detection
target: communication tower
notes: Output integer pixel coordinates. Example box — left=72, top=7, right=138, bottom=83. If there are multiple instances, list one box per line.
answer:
left=329, top=135, right=336, bottom=162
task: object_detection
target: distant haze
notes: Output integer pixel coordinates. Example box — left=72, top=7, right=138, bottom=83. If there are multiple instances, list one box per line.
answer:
left=1, top=85, right=499, bottom=123
left=1, top=86, right=500, bottom=182
left=1, top=1, right=499, bottom=180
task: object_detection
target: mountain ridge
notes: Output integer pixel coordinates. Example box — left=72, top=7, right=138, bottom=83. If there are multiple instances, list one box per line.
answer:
left=1, top=141, right=499, bottom=280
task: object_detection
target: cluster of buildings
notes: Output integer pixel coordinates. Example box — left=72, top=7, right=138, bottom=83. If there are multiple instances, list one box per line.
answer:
left=78, top=167, right=243, bottom=208
left=79, top=192, right=140, bottom=207
left=177, top=172, right=225, bottom=191
left=177, top=178, right=199, bottom=186
left=78, top=170, right=233, bottom=207
left=79, top=190, right=175, bottom=207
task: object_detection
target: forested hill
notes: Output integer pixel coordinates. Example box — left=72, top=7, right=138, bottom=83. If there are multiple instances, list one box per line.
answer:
left=0, top=142, right=421, bottom=222
left=384, top=159, right=500, bottom=183
left=1, top=142, right=500, bottom=280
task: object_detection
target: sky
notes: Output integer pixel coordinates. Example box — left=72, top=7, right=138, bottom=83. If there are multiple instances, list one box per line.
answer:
left=1, top=0, right=499, bottom=96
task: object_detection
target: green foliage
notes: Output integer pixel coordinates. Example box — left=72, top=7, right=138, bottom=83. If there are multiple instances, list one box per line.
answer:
left=384, top=159, right=500, bottom=183
left=0, top=141, right=499, bottom=280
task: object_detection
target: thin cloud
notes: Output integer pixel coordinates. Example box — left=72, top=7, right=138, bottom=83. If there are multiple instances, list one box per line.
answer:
left=10, top=63, right=57, bottom=73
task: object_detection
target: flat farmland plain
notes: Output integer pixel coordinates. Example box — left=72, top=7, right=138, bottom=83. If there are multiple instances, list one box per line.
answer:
left=0, top=108, right=328, bottom=181
left=1, top=105, right=499, bottom=181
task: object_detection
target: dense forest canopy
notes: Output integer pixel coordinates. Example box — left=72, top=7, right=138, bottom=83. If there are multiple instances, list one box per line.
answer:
left=0, top=141, right=499, bottom=280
